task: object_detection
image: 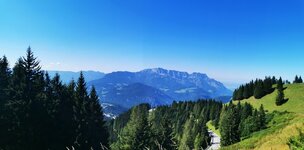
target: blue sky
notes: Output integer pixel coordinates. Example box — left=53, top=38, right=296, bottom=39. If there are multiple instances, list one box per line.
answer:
left=1, top=0, right=304, bottom=88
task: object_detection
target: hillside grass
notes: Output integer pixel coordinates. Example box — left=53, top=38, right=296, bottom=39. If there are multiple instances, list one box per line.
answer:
left=233, top=83, right=304, bottom=114
left=206, top=121, right=221, bottom=137
left=221, top=112, right=304, bottom=150
left=222, top=83, right=304, bottom=149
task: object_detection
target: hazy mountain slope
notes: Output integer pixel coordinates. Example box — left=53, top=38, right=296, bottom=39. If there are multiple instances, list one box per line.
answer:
left=88, top=68, right=232, bottom=110
left=102, top=83, right=173, bottom=109
left=48, top=70, right=105, bottom=83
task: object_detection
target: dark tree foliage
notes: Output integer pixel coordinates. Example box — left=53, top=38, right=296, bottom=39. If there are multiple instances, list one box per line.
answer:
left=108, top=100, right=222, bottom=149
left=254, top=80, right=264, bottom=99
left=220, top=102, right=266, bottom=146
left=276, top=77, right=286, bottom=106
left=293, top=75, right=303, bottom=83
left=233, top=77, right=276, bottom=100
left=0, top=56, right=11, bottom=148
left=0, top=48, right=109, bottom=150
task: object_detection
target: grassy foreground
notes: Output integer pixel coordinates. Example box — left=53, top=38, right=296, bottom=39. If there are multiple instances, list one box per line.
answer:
left=222, top=111, right=304, bottom=150
left=222, top=83, right=304, bottom=149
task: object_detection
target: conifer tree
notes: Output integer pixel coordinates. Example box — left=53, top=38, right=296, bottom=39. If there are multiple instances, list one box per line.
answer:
left=179, top=116, right=195, bottom=150
left=299, top=76, right=303, bottom=83
left=254, top=81, right=264, bottom=99
left=258, top=104, right=266, bottom=129
left=0, top=56, right=11, bottom=147
left=243, top=85, right=250, bottom=99
left=87, top=86, right=109, bottom=149
left=294, top=75, right=299, bottom=83
left=219, top=104, right=240, bottom=146
left=276, top=78, right=285, bottom=106
left=111, top=104, right=151, bottom=150
left=74, top=71, right=90, bottom=149
left=0, top=56, right=10, bottom=101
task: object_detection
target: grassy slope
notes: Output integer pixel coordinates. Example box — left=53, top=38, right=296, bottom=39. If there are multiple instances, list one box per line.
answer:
left=234, top=84, right=304, bottom=114
left=206, top=121, right=221, bottom=137
left=222, top=83, right=304, bottom=150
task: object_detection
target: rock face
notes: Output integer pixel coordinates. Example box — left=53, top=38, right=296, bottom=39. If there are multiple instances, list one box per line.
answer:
left=88, top=68, right=232, bottom=116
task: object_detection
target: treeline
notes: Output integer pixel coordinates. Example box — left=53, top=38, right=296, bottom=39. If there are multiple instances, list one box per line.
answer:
left=293, top=75, right=303, bottom=84
left=108, top=100, right=222, bottom=150
left=0, top=48, right=108, bottom=150
left=233, top=77, right=277, bottom=100
left=234, top=75, right=304, bottom=101
left=219, top=102, right=266, bottom=146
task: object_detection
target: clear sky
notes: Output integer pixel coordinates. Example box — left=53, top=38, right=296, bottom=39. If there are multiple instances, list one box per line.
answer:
left=1, top=0, right=304, bottom=88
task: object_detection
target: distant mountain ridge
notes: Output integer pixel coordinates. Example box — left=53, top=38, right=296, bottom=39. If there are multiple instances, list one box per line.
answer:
left=48, top=70, right=105, bottom=83
left=50, top=68, right=232, bottom=117
left=88, top=68, right=232, bottom=111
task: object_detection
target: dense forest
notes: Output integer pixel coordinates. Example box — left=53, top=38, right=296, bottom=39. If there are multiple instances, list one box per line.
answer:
left=0, top=48, right=108, bottom=150
left=0, top=48, right=269, bottom=149
left=220, top=101, right=266, bottom=146
left=108, top=100, right=222, bottom=150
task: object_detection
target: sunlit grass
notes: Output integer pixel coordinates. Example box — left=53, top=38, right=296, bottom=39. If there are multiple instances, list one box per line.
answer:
left=206, top=121, right=221, bottom=137
left=233, top=83, right=304, bottom=114
left=223, top=83, right=304, bottom=149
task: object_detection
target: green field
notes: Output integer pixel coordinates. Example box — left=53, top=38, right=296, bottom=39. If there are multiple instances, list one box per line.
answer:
left=234, top=83, right=304, bottom=114
left=221, top=83, right=304, bottom=149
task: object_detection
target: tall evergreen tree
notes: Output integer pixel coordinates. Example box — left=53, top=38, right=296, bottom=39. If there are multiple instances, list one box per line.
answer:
left=111, top=104, right=151, bottom=150
left=179, top=116, right=195, bottom=150
left=276, top=78, right=285, bottom=106
left=0, top=56, right=11, bottom=148
left=299, top=76, right=303, bottom=83
left=254, top=81, right=264, bottom=99
left=219, top=104, right=240, bottom=146
left=294, top=75, right=299, bottom=83
left=258, top=104, right=266, bottom=129
left=0, top=56, right=10, bottom=101
left=87, top=86, right=109, bottom=149
left=74, top=71, right=90, bottom=149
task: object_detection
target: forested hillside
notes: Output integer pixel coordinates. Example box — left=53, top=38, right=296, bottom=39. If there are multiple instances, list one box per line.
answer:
left=0, top=48, right=108, bottom=150
left=108, top=100, right=222, bottom=149
left=225, top=77, right=304, bottom=149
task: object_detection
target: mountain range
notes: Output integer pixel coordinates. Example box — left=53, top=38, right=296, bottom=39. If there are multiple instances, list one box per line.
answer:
left=49, top=68, right=232, bottom=117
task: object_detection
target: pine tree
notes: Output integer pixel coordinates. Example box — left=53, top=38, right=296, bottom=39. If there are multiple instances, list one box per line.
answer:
left=179, top=116, right=195, bottom=150
left=271, top=76, right=277, bottom=85
left=263, top=77, right=273, bottom=94
left=74, top=71, right=90, bottom=149
left=276, top=77, right=285, bottom=106
left=294, top=75, right=299, bottom=83
left=299, top=76, right=303, bottom=83
left=243, top=84, right=250, bottom=99
left=0, top=56, right=10, bottom=101
left=219, top=104, right=240, bottom=146
left=232, top=89, right=237, bottom=100
left=254, top=81, right=264, bottom=99
left=87, top=86, right=109, bottom=149
left=237, top=86, right=244, bottom=100
left=111, top=104, right=151, bottom=150
left=7, top=48, right=48, bottom=150
left=258, top=104, right=266, bottom=129
left=0, top=56, right=11, bottom=148
left=276, top=87, right=285, bottom=106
